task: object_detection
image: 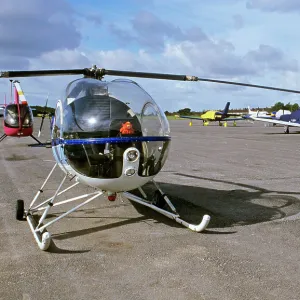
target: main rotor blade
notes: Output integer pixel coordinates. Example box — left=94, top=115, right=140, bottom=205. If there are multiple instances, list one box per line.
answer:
left=1, top=66, right=300, bottom=94
left=0, top=69, right=86, bottom=78
left=195, top=77, right=300, bottom=94
left=104, top=69, right=188, bottom=81
left=104, top=69, right=300, bottom=94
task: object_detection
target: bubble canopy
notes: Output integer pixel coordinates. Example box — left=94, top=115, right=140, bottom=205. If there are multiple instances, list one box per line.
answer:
left=52, top=78, right=171, bottom=179
left=61, top=78, right=170, bottom=138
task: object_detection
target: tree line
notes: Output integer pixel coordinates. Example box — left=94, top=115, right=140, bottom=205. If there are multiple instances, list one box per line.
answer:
left=31, top=105, right=55, bottom=116
left=165, top=102, right=300, bottom=116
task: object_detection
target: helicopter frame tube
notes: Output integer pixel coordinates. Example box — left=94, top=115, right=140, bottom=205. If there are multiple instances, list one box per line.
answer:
left=20, top=162, right=210, bottom=251
left=123, top=183, right=211, bottom=233
left=0, top=134, right=7, bottom=142
left=23, top=163, right=104, bottom=250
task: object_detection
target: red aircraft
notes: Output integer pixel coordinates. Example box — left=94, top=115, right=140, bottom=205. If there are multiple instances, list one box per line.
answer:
left=0, top=80, right=42, bottom=145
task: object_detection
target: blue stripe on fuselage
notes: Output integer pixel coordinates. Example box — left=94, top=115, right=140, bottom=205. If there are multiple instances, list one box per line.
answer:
left=51, top=136, right=171, bottom=146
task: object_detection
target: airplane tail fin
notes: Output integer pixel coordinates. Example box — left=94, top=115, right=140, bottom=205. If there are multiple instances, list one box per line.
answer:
left=222, top=102, right=230, bottom=115
left=248, top=106, right=252, bottom=113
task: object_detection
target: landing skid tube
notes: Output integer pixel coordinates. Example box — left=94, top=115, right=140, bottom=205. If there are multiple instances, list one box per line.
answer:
left=0, top=133, right=44, bottom=145
left=30, top=134, right=43, bottom=144
left=17, top=164, right=210, bottom=251
left=17, top=163, right=104, bottom=251
left=123, top=181, right=211, bottom=232
left=0, top=134, right=7, bottom=142
left=27, top=134, right=45, bottom=147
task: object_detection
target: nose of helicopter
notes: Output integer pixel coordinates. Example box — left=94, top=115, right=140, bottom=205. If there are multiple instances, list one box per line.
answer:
left=4, top=126, right=33, bottom=136
left=51, top=78, right=171, bottom=191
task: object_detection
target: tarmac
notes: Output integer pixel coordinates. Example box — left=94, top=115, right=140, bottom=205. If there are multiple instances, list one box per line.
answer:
left=1, top=118, right=300, bottom=300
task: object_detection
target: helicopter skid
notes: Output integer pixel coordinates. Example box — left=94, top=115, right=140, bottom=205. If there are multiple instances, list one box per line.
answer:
left=21, top=164, right=209, bottom=251
left=123, top=184, right=211, bottom=232
left=0, top=134, right=7, bottom=142
left=25, top=189, right=104, bottom=251
left=26, top=214, right=52, bottom=251
left=23, top=163, right=104, bottom=251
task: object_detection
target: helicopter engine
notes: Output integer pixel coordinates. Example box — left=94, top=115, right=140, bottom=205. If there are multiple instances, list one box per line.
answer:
left=51, top=78, right=171, bottom=192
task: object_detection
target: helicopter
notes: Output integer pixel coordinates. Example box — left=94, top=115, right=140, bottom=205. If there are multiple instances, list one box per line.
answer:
left=0, top=80, right=43, bottom=145
left=1, top=65, right=300, bottom=251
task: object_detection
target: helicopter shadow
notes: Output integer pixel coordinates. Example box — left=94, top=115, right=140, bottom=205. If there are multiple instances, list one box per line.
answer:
left=43, top=174, right=300, bottom=252
left=48, top=241, right=91, bottom=254
left=61, top=177, right=300, bottom=233
left=52, top=216, right=149, bottom=241
left=263, top=131, right=300, bottom=135
left=49, top=216, right=150, bottom=253
left=4, top=153, right=36, bottom=161
left=129, top=175, right=300, bottom=231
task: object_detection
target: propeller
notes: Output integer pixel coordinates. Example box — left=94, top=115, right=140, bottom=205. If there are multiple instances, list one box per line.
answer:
left=38, top=93, right=49, bottom=138
left=1, top=65, right=300, bottom=94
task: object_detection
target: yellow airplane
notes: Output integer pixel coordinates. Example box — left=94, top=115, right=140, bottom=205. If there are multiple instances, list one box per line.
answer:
left=180, top=102, right=244, bottom=126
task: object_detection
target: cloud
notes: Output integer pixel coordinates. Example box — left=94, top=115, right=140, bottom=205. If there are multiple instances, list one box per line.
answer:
left=85, top=13, right=102, bottom=25
left=11, top=30, right=297, bottom=111
left=1, top=3, right=299, bottom=112
left=232, top=14, right=244, bottom=29
left=30, top=49, right=90, bottom=69
left=246, top=0, right=300, bottom=13
left=163, top=40, right=259, bottom=77
left=85, top=41, right=299, bottom=110
left=109, top=24, right=136, bottom=45
left=110, top=11, right=208, bottom=50
left=0, top=0, right=81, bottom=69
left=130, top=11, right=185, bottom=49
left=245, top=44, right=298, bottom=72
left=140, top=27, right=298, bottom=78
left=90, top=49, right=146, bottom=70
left=0, top=56, right=29, bottom=69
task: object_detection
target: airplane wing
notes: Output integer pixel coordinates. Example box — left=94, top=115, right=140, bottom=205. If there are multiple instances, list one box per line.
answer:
left=251, top=117, right=300, bottom=127
left=180, top=115, right=245, bottom=121
left=227, top=113, right=245, bottom=116
left=222, top=117, right=245, bottom=121
left=179, top=115, right=203, bottom=120
left=244, top=115, right=273, bottom=120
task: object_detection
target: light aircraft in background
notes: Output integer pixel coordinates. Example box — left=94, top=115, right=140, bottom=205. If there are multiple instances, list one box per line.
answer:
left=244, top=107, right=293, bottom=129
left=1, top=66, right=300, bottom=251
left=252, top=109, right=300, bottom=133
left=0, top=80, right=43, bottom=145
left=245, top=107, right=292, bottom=120
left=243, top=106, right=271, bottom=119
left=180, top=102, right=244, bottom=126
left=273, top=109, right=291, bottom=119
left=264, top=109, right=292, bottom=127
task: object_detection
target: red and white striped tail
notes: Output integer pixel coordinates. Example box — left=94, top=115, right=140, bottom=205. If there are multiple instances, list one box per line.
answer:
left=13, top=81, right=28, bottom=104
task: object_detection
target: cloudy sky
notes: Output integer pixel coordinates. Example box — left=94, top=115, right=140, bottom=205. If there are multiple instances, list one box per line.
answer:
left=1, top=0, right=300, bottom=111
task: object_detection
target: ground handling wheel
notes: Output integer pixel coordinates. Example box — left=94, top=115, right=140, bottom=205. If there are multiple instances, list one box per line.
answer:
left=16, top=199, right=25, bottom=221
left=16, top=200, right=24, bottom=221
